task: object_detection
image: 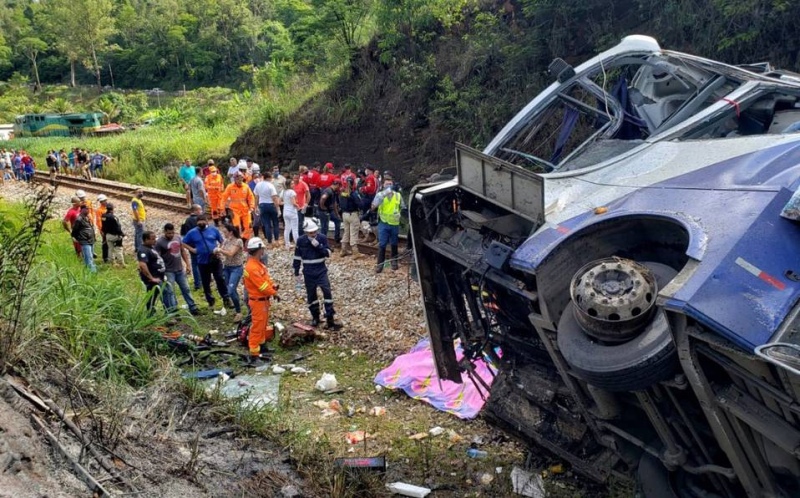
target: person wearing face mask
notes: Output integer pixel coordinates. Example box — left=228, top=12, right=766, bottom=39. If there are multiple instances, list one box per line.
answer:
left=181, top=214, right=231, bottom=314
left=370, top=180, right=407, bottom=273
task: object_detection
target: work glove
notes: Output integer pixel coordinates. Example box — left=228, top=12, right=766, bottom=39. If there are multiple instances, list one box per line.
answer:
left=311, top=238, right=320, bottom=247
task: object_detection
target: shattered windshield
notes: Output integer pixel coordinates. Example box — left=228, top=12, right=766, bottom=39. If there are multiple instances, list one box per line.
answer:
left=492, top=54, right=742, bottom=172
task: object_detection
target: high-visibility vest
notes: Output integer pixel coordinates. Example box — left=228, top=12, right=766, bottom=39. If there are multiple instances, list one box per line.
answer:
left=95, top=203, right=107, bottom=229
left=222, top=184, right=254, bottom=211
left=378, top=192, right=401, bottom=226
left=131, top=196, right=146, bottom=221
left=205, top=174, right=224, bottom=196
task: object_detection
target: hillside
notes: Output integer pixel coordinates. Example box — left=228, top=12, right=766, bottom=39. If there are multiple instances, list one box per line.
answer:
left=233, top=0, right=800, bottom=184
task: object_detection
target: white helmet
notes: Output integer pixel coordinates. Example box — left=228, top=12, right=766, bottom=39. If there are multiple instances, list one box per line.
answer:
left=76, top=189, right=86, bottom=198
left=303, top=220, right=319, bottom=233
left=246, top=237, right=266, bottom=250
left=97, top=194, right=107, bottom=202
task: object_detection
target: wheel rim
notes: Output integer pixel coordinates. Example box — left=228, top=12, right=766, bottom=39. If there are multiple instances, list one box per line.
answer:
left=570, top=257, right=658, bottom=342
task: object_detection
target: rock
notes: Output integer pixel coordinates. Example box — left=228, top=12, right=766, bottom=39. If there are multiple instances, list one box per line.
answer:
left=280, top=484, right=301, bottom=498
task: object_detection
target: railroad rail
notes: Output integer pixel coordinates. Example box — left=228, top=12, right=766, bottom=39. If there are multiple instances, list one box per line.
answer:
left=32, top=171, right=404, bottom=257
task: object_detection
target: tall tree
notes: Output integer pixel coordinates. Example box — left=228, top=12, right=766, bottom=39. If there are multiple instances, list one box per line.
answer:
left=41, top=0, right=85, bottom=87
left=17, top=37, right=47, bottom=90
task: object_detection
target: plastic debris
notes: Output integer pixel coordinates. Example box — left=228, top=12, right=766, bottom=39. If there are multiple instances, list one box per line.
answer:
left=480, top=473, right=494, bottom=485
left=290, top=366, right=309, bottom=374
left=375, top=385, right=383, bottom=393
left=312, top=400, right=329, bottom=409
left=386, top=482, right=431, bottom=497
left=408, top=432, right=428, bottom=441
left=548, top=464, right=564, bottom=475
left=511, top=466, right=546, bottom=498
left=321, top=409, right=338, bottom=418
left=447, top=429, right=463, bottom=443
left=328, top=399, right=342, bottom=412
left=345, top=431, right=368, bottom=444
left=369, top=406, right=386, bottom=417
left=217, top=374, right=280, bottom=409
left=466, top=448, right=488, bottom=458
left=315, top=373, right=338, bottom=391
left=334, top=456, right=387, bottom=471
left=428, top=426, right=445, bottom=437
left=272, top=366, right=286, bottom=374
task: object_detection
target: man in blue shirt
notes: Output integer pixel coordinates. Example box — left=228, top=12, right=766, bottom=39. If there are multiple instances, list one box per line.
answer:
left=179, top=158, right=197, bottom=208
left=181, top=214, right=230, bottom=312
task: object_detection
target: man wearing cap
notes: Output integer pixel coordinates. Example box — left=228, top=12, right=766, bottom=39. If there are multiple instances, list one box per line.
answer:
left=221, top=173, right=256, bottom=239
left=131, top=187, right=146, bottom=253
left=76, top=190, right=95, bottom=225
left=293, top=220, right=342, bottom=329
left=71, top=204, right=96, bottom=272
left=101, top=203, right=125, bottom=266
left=371, top=179, right=406, bottom=273
left=95, top=194, right=109, bottom=263
left=319, top=162, right=336, bottom=190
left=204, top=163, right=225, bottom=224
left=243, top=237, right=279, bottom=364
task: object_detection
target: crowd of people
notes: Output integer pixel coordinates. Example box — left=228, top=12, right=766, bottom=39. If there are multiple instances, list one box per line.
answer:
left=0, top=149, right=37, bottom=183
left=0, top=147, right=113, bottom=185
left=59, top=156, right=410, bottom=366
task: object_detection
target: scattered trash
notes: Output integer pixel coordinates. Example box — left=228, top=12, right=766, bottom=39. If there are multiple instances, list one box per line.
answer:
left=472, top=436, right=484, bottom=445
left=282, top=364, right=296, bottom=369
left=369, top=406, right=386, bottom=417
left=321, top=409, right=338, bottom=418
left=312, top=400, right=329, bottom=409
left=290, top=366, right=309, bottom=374
left=345, top=431, right=368, bottom=444
left=479, top=473, right=494, bottom=485
left=548, top=464, right=564, bottom=475
left=386, top=482, right=431, bottom=497
left=496, top=467, right=503, bottom=474
left=428, top=426, right=445, bottom=437
left=408, top=432, right=428, bottom=441
left=315, top=373, right=338, bottom=392
left=511, top=466, right=546, bottom=498
left=466, top=448, right=488, bottom=459
left=208, top=329, right=219, bottom=334
left=280, top=484, right=301, bottom=498
left=216, top=374, right=280, bottom=408
left=328, top=399, right=342, bottom=412
left=254, top=363, right=270, bottom=372
left=375, top=385, right=383, bottom=393
left=181, top=368, right=233, bottom=380
left=447, top=429, right=463, bottom=443
left=333, top=456, right=387, bottom=472
left=272, top=366, right=286, bottom=374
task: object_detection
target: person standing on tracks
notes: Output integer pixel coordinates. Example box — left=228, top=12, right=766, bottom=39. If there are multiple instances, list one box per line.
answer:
left=71, top=204, right=97, bottom=273
left=243, top=237, right=279, bottom=365
left=293, top=220, right=342, bottom=330
left=359, top=166, right=378, bottom=219
left=317, top=179, right=341, bottom=242
left=221, top=172, right=255, bottom=240
left=95, top=194, right=109, bottom=263
left=46, top=150, right=58, bottom=185
left=339, top=177, right=363, bottom=258
left=90, top=150, right=108, bottom=179
left=253, top=171, right=281, bottom=246
left=189, top=167, right=208, bottom=211
left=131, top=187, right=147, bottom=253
left=371, top=179, right=406, bottom=273
left=179, top=158, right=196, bottom=208
left=204, top=164, right=225, bottom=224
left=101, top=203, right=125, bottom=266
left=181, top=214, right=231, bottom=314
left=180, top=204, right=204, bottom=291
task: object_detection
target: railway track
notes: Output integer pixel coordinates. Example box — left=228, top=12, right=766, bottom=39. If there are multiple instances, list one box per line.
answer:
left=33, top=170, right=401, bottom=257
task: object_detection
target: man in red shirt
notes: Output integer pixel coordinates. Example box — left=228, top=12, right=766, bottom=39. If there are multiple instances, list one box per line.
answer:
left=318, top=162, right=336, bottom=190
left=340, top=164, right=356, bottom=184
left=293, top=173, right=311, bottom=235
left=307, top=162, right=322, bottom=209
left=62, top=196, right=83, bottom=257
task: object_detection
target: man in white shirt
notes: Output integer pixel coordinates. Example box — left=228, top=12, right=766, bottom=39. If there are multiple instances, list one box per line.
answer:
left=226, top=157, right=240, bottom=183
left=253, top=176, right=281, bottom=245
left=272, top=166, right=287, bottom=198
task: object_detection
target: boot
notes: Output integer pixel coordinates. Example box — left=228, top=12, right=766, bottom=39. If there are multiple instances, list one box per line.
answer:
left=376, top=248, right=385, bottom=273
left=390, top=245, right=399, bottom=271
left=244, top=355, right=268, bottom=368
left=311, top=315, right=321, bottom=327
left=352, top=245, right=363, bottom=260
left=326, top=315, right=343, bottom=331
left=341, top=243, right=351, bottom=256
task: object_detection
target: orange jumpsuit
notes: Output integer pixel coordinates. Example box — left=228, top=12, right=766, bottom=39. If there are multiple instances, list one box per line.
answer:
left=204, top=172, right=225, bottom=220
left=95, top=202, right=107, bottom=229
left=243, top=256, right=277, bottom=356
left=221, top=182, right=255, bottom=238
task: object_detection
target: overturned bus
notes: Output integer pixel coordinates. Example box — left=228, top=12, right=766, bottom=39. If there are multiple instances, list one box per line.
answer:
left=409, top=35, right=800, bottom=496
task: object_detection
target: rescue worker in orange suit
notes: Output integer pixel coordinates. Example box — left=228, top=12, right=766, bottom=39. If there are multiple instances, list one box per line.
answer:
left=242, top=237, right=279, bottom=366
left=221, top=172, right=256, bottom=239
left=204, top=163, right=225, bottom=224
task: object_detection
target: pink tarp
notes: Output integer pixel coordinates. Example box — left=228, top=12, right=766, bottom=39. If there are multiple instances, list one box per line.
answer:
left=374, top=339, right=499, bottom=419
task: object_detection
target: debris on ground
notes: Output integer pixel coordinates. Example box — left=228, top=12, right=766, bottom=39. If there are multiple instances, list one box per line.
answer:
left=369, top=406, right=386, bottom=416
left=314, top=372, right=338, bottom=391
left=511, top=466, right=547, bottom=498
left=345, top=430, right=368, bottom=444
left=333, top=456, right=387, bottom=471
left=428, top=426, right=445, bottom=436
left=216, top=374, right=281, bottom=408
left=386, top=481, right=432, bottom=497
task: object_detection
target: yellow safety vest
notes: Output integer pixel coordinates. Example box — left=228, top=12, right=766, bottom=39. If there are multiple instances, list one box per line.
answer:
left=131, top=196, right=146, bottom=222
left=378, top=192, right=401, bottom=226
